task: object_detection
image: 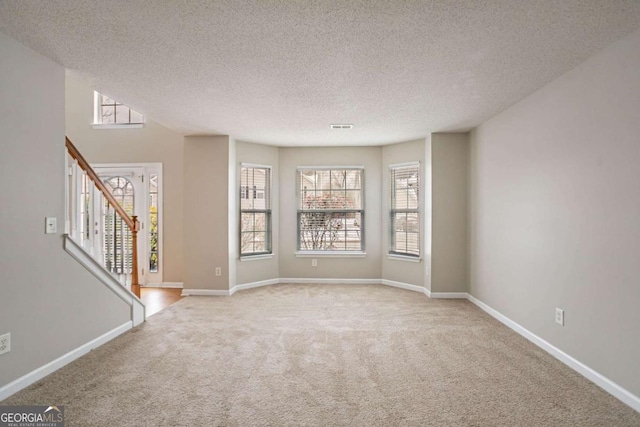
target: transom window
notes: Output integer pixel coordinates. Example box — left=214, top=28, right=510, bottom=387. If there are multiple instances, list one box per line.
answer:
left=297, top=168, right=363, bottom=251
left=390, top=163, right=420, bottom=257
left=93, top=91, right=144, bottom=126
left=240, top=165, right=272, bottom=256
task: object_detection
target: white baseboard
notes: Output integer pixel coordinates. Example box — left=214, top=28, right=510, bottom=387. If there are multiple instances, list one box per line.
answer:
left=143, top=282, right=184, bottom=289
left=0, top=322, right=132, bottom=402
left=184, top=278, right=423, bottom=296
left=466, top=294, right=640, bottom=413
left=181, top=289, right=229, bottom=296
left=229, top=278, right=280, bottom=296
left=380, top=279, right=425, bottom=294
left=430, top=292, right=469, bottom=299
left=279, top=278, right=380, bottom=285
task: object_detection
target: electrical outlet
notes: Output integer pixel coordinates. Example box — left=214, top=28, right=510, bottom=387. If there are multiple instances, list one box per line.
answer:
left=215, top=267, right=222, bottom=277
left=0, top=333, right=10, bottom=356
left=311, top=259, right=318, bottom=267
left=555, top=308, right=564, bottom=326
left=45, top=217, right=57, bottom=234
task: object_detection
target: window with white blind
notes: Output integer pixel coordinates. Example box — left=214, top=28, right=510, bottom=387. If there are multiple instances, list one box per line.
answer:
left=240, top=165, right=272, bottom=256
left=390, top=163, right=420, bottom=257
left=297, top=168, right=364, bottom=252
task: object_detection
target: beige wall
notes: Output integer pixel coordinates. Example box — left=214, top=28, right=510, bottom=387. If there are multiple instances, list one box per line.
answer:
left=0, top=33, right=130, bottom=388
left=469, top=28, right=640, bottom=396
left=381, top=139, right=428, bottom=287
left=65, top=74, right=184, bottom=283
left=235, top=141, right=280, bottom=285
left=431, top=133, right=469, bottom=293
left=278, top=147, right=383, bottom=280
left=183, top=136, right=231, bottom=290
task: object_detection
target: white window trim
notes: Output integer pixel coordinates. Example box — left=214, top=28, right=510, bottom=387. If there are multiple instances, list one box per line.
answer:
left=387, top=254, right=422, bottom=262
left=388, top=161, right=420, bottom=169
left=296, top=166, right=365, bottom=253
left=389, top=161, right=421, bottom=258
left=296, top=251, right=366, bottom=258
left=240, top=164, right=273, bottom=257
left=93, top=91, right=145, bottom=128
left=241, top=162, right=272, bottom=169
left=297, top=165, right=365, bottom=170
left=92, top=123, right=144, bottom=130
left=240, top=253, right=275, bottom=261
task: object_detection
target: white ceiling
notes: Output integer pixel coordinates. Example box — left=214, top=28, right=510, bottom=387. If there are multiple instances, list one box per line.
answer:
left=1, top=1, right=639, bottom=146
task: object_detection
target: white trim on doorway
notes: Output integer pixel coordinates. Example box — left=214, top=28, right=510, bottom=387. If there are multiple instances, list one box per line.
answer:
left=92, top=162, right=164, bottom=286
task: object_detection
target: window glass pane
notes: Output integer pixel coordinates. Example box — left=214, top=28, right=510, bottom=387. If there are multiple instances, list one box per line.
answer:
left=129, top=110, right=144, bottom=124
left=101, top=105, right=116, bottom=124
left=330, top=170, right=348, bottom=189
left=253, top=233, right=266, bottom=252
left=405, top=212, right=419, bottom=232
left=344, top=190, right=362, bottom=210
left=297, top=168, right=363, bottom=251
left=95, top=92, right=144, bottom=125
left=405, top=233, right=419, bottom=255
left=240, top=166, right=272, bottom=255
left=392, top=212, right=403, bottom=232
left=101, top=95, right=116, bottom=105
left=315, top=170, right=330, bottom=191
left=149, top=173, right=159, bottom=272
left=240, top=191, right=253, bottom=210
left=241, top=232, right=255, bottom=254
left=299, top=170, right=316, bottom=192
left=390, top=164, right=420, bottom=256
left=253, top=212, right=267, bottom=232
left=115, top=105, right=130, bottom=124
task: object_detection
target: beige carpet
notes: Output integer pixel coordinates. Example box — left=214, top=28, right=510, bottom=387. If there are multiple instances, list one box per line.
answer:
left=3, top=284, right=639, bottom=426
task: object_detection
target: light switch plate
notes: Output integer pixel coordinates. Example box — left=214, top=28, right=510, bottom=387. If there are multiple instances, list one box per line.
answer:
left=0, top=333, right=10, bottom=356
left=45, top=217, right=57, bottom=234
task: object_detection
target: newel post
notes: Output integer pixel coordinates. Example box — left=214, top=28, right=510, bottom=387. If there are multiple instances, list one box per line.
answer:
left=131, top=216, right=141, bottom=298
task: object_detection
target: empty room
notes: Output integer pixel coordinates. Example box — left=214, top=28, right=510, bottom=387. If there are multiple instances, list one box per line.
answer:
left=1, top=1, right=639, bottom=425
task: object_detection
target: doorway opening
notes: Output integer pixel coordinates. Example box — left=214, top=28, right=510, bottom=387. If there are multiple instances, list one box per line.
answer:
left=93, top=163, right=163, bottom=286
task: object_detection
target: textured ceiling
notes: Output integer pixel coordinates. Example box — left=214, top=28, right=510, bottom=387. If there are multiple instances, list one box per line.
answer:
left=1, top=1, right=639, bottom=146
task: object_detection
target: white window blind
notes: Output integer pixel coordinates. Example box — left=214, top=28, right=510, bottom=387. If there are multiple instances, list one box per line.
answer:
left=390, top=163, right=420, bottom=257
left=240, top=166, right=272, bottom=256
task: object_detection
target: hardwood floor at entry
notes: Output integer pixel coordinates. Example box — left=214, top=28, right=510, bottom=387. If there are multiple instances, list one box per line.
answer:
left=140, top=287, right=183, bottom=317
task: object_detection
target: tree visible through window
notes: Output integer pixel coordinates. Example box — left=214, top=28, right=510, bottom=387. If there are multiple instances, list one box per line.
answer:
left=149, top=173, right=159, bottom=272
left=390, top=163, right=420, bottom=257
left=240, top=166, right=272, bottom=256
left=94, top=91, right=144, bottom=125
left=297, top=168, right=363, bottom=251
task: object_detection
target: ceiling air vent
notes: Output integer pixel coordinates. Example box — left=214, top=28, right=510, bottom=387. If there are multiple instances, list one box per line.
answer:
left=330, top=124, right=353, bottom=130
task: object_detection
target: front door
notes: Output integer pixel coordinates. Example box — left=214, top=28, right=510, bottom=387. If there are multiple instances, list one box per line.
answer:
left=95, top=166, right=145, bottom=285
left=93, top=163, right=164, bottom=286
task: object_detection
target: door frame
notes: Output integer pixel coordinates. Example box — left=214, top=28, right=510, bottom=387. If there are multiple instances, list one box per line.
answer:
left=92, top=162, right=164, bottom=285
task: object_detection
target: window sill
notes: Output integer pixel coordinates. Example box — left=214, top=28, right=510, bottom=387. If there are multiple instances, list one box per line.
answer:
left=387, top=254, right=422, bottom=263
left=296, top=251, right=366, bottom=258
left=240, top=253, right=274, bottom=262
left=92, top=123, right=144, bottom=129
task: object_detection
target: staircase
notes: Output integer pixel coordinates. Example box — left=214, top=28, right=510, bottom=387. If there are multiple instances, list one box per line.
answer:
left=64, top=137, right=144, bottom=324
